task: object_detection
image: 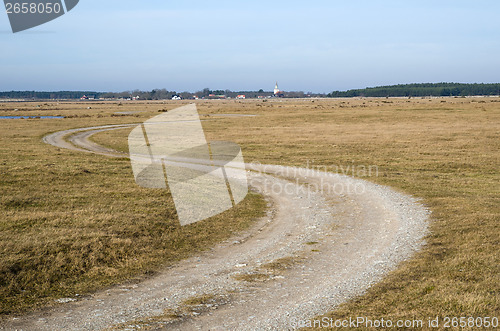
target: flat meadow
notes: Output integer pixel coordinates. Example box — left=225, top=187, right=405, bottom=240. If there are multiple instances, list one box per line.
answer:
left=0, top=98, right=498, bottom=323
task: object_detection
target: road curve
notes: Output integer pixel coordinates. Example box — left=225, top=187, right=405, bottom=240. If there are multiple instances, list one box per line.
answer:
left=3, top=124, right=429, bottom=330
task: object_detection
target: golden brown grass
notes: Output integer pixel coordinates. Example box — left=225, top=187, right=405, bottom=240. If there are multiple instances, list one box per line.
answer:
left=0, top=101, right=266, bottom=316
left=1, top=97, right=498, bottom=324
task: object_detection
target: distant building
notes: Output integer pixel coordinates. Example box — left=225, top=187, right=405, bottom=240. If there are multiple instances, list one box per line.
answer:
left=207, top=94, right=226, bottom=99
left=172, top=95, right=182, bottom=100
left=274, top=82, right=284, bottom=97
left=237, top=95, right=246, bottom=99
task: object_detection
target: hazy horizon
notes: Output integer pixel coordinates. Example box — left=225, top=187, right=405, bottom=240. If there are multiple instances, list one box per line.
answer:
left=2, top=0, right=500, bottom=93
left=2, top=81, right=500, bottom=95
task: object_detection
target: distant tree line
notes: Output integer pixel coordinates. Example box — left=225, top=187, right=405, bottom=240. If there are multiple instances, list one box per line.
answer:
left=0, top=88, right=323, bottom=100
left=0, top=91, right=101, bottom=99
left=99, top=88, right=323, bottom=99
left=2, top=83, right=500, bottom=100
left=328, top=83, right=500, bottom=98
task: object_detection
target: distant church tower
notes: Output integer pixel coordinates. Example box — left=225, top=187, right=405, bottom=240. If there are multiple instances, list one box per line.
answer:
left=274, top=82, right=280, bottom=95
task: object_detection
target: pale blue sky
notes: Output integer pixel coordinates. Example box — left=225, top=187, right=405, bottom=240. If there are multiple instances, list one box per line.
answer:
left=1, top=0, right=499, bottom=92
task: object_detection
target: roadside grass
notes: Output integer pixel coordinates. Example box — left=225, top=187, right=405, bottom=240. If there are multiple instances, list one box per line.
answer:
left=1, top=97, right=498, bottom=323
left=0, top=101, right=266, bottom=315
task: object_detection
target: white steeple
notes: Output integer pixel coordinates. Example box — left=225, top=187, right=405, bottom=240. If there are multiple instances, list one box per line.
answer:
left=274, top=82, right=280, bottom=95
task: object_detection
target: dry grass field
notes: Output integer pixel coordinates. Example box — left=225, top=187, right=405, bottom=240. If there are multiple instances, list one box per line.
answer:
left=1, top=98, right=498, bottom=323
left=0, top=101, right=266, bottom=315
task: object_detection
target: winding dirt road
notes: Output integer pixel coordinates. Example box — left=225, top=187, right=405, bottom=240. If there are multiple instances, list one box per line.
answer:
left=3, top=121, right=429, bottom=330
